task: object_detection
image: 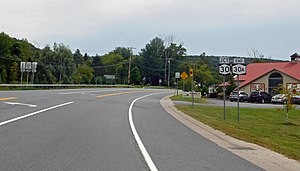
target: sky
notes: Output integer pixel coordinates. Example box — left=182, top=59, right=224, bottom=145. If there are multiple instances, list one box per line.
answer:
left=1, top=0, right=300, bottom=60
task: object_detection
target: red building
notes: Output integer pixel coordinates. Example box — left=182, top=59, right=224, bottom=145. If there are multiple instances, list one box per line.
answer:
left=236, top=53, right=300, bottom=95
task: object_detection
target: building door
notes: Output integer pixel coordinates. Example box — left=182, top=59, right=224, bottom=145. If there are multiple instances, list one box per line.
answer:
left=268, top=72, right=283, bottom=95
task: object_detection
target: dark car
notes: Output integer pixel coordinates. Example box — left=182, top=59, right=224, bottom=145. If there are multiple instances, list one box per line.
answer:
left=229, top=91, right=249, bottom=102
left=249, top=91, right=272, bottom=103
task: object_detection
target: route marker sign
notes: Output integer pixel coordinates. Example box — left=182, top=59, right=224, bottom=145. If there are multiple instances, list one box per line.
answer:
left=219, top=57, right=230, bottom=75
left=219, top=64, right=231, bottom=75
left=181, top=72, right=188, bottom=80
left=232, top=64, right=246, bottom=75
left=232, top=58, right=246, bottom=75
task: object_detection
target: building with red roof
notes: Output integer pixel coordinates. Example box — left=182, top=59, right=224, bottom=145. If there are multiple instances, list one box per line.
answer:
left=236, top=53, right=300, bottom=95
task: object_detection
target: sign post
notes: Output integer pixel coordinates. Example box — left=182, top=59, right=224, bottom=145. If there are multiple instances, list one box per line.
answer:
left=219, top=57, right=230, bottom=120
left=175, top=72, right=180, bottom=96
left=190, top=69, right=194, bottom=107
left=20, top=62, right=26, bottom=84
left=181, top=72, right=188, bottom=91
left=232, top=58, right=246, bottom=122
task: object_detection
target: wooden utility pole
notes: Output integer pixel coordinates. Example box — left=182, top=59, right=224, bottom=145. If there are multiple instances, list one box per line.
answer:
left=128, top=47, right=135, bottom=87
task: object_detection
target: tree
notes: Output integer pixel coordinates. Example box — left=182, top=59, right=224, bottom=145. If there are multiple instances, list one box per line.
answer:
left=100, top=52, right=124, bottom=83
left=276, top=84, right=299, bottom=123
left=113, top=47, right=131, bottom=59
left=0, top=32, right=12, bottom=56
left=53, top=43, right=75, bottom=83
left=9, top=62, right=19, bottom=82
left=73, top=64, right=94, bottom=84
left=1, top=69, right=7, bottom=83
left=73, top=49, right=85, bottom=66
left=140, top=37, right=165, bottom=85
left=130, top=66, right=141, bottom=84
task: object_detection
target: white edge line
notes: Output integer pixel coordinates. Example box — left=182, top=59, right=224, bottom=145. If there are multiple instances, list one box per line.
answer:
left=0, top=102, right=74, bottom=127
left=129, top=92, right=164, bottom=171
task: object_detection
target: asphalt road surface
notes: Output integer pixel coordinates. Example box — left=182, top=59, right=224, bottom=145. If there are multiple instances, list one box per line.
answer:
left=0, top=88, right=263, bottom=170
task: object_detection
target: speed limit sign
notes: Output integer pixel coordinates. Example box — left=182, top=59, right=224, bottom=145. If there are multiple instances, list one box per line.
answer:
left=219, top=64, right=230, bottom=75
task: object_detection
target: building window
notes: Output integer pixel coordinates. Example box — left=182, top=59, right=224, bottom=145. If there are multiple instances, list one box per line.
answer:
left=268, top=72, right=283, bottom=95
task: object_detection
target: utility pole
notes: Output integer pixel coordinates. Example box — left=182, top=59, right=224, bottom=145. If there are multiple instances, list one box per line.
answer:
left=128, top=47, right=135, bottom=87
left=167, top=58, right=171, bottom=87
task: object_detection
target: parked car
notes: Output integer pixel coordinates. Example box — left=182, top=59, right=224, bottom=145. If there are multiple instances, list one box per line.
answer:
left=229, top=91, right=249, bottom=102
left=249, top=91, right=272, bottom=103
left=292, top=95, right=300, bottom=104
left=271, top=94, right=287, bottom=104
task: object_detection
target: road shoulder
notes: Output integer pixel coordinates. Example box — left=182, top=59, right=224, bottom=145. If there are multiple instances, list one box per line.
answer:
left=160, top=96, right=300, bottom=171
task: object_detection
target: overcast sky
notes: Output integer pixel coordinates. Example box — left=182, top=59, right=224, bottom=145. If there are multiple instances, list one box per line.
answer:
left=1, top=0, right=300, bottom=60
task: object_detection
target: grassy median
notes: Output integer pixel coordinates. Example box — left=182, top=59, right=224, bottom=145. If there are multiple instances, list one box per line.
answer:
left=175, top=105, right=300, bottom=161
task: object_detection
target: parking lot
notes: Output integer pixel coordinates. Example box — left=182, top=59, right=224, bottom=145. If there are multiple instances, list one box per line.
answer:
left=173, top=98, right=300, bottom=109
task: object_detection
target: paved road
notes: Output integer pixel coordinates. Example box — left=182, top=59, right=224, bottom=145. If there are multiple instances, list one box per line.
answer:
left=0, top=88, right=263, bottom=170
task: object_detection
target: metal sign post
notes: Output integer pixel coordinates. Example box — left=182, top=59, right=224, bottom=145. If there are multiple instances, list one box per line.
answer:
left=20, top=62, right=25, bottom=84
left=25, top=62, right=31, bottom=85
left=189, top=69, right=194, bottom=107
left=181, top=72, right=188, bottom=91
left=219, top=57, right=230, bottom=120
left=232, top=58, right=246, bottom=122
left=175, top=72, right=180, bottom=96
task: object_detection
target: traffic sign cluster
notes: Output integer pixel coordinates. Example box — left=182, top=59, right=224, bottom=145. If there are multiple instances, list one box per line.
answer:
left=219, top=57, right=246, bottom=75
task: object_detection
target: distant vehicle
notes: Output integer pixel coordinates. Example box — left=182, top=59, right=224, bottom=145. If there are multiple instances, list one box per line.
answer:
left=229, top=91, right=249, bottom=102
left=271, top=94, right=287, bottom=104
left=292, top=95, right=300, bottom=104
left=249, top=91, right=272, bottom=103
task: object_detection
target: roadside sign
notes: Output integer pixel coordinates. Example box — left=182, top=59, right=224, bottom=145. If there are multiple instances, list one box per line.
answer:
left=20, top=62, right=26, bottom=72
left=181, top=72, right=188, bottom=80
left=219, top=64, right=231, bottom=75
left=104, top=75, right=115, bottom=79
left=189, top=69, right=193, bottom=77
left=32, top=62, right=38, bottom=73
left=233, top=58, right=245, bottom=64
left=175, top=72, right=180, bottom=79
left=25, top=62, right=32, bottom=70
left=232, top=64, right=246, bottom=75
left=219, top=57, right=229, bottom=64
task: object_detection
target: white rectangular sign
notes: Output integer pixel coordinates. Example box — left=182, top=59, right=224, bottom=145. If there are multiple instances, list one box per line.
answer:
left=233, top=58, right=245, bottom=64
left=175, top=72, right=180, bottom=78
left=219, top=57, right=229, bottom=64
left=20, top=62, right=26, bottom=72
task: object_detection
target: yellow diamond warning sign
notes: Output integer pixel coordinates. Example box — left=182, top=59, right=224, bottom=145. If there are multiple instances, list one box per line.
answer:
left=181, top=72, right=188, bottom=80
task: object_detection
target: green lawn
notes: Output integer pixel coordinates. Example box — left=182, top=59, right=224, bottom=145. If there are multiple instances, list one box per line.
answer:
left=170, top=95, right=207, bottom=103
left=175, top=105, right=300, bottom=161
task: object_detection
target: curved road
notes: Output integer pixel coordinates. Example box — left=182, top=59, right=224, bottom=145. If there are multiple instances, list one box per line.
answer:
left=0, top=88, right=263, bottom=170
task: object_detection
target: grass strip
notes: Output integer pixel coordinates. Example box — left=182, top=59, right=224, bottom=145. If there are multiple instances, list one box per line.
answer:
left=170, top=95, right=207, bottom=103
left=175, top=105, right=300, bottom=161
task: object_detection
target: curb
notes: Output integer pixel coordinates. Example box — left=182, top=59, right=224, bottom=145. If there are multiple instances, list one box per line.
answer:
left=160, top=95, right=300, bottom=171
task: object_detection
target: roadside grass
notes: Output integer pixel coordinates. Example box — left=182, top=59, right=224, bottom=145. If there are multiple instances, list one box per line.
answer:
left=170, top=95, right=207, bottom=103
left=175, top=105, right=300, bottom=161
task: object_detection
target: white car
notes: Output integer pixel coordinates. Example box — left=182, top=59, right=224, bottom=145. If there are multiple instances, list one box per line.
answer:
left=229, top=91, right=249, bottom=102
left=271, top=94, right=286, bottom=104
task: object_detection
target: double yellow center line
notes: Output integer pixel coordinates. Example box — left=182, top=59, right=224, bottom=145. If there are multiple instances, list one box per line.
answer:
left=0, top=97, right=17, bottom=101
left=96, top=91, right=146, bottom=99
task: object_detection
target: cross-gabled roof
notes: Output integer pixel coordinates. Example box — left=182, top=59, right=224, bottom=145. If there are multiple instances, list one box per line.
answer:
left=238, top=62, right=300, bottom=88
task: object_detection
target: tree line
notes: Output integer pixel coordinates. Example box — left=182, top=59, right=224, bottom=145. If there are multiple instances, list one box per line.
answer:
left=0, top=32, right=225, bottom=92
